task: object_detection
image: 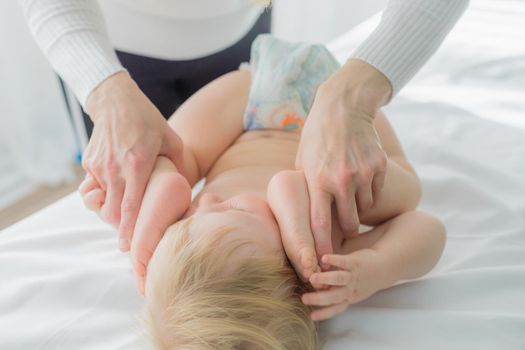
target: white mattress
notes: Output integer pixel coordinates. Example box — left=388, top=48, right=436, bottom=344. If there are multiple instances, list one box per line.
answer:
left=1, top=1, right=524, bottom=348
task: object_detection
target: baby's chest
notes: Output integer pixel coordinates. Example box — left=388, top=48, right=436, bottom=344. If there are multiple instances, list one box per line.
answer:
left=209, top=132, right=299, bottom=177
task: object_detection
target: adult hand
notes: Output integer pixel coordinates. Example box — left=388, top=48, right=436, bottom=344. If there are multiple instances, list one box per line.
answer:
left=296, top=59, right=392, bottom=267
left=82, top=71, right=185, bottom=252
left=79, top=156, right=192, bottom=296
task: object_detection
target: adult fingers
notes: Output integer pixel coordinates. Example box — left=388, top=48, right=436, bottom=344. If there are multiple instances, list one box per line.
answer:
left=118, top=160, right=154, bottom=252
left=371, top=170, right=386, bottom=206
left=78, top=173, right=99, bottom=196
left=310, top=302, right=349, bottom=321
left=82, top=188, right=105, bottom=212
left=100, top=177, right=125, bottom=228
left=308, top=186, right=333, bottom=270
left=334, top=187, right=360, bottom=238
left=302, top=286, right=348, bottom=306
left=161, top=128, right=185, bottom=177
left=356, top=176, right=374, bottom=214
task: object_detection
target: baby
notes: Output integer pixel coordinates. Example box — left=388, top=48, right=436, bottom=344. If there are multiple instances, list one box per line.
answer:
left=80, top=35, right=446, bottom=349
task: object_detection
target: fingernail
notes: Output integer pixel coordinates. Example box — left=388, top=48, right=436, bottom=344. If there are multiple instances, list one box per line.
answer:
left=139, top=279, right=145, bottom=296
left=119, top=238, right=128, bottom=252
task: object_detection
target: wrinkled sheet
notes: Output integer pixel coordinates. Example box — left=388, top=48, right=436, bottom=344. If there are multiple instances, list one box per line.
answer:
left=1, top=1, right=524, bottom=348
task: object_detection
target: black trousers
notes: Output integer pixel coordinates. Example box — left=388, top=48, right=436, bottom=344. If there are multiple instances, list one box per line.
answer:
left=82, top=10, right=272, bottom=138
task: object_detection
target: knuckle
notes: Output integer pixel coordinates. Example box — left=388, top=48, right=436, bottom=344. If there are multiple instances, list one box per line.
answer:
left=83, top=156, right=99, bottom=174
left=336, top=274, right=345, bottom=285
left=312, top=213, right=330, bottom=228
left=104, top=156, right=119, bottom=177
left=311, top=171, right=328, bottom=188
left=91, top=160, right=104, bottom=175
left=121, top=199, right=138, bottom=215
left=376, top=154, right=387, bottom=170
left=126, top=151, right=147, bottom=171
left=336, top=167, right=356, bottom=187
left=103, top=205, right=121, bottom=226
left=358, top=167, right=373, bottom=185
left=343, top=216, right=359, bottom=231
left=81, top=155, right=90, bottom=171
left=311, top=216, right=330, bottom=232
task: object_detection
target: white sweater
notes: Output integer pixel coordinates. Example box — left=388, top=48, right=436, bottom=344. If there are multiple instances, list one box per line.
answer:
left=20, top=0, right=469, bottom=107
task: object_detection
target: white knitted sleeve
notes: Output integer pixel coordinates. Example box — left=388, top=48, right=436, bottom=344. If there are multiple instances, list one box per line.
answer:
left=350, top=0, right=469, bottom=97
left=20, top=0, right=125, bottom=107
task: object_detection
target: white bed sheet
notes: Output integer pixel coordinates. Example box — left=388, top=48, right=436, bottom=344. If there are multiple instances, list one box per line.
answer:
left=1, top=1, right=525, bottom=349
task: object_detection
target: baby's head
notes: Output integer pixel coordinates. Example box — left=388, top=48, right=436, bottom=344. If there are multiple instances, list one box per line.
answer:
left=143, top=193, right=318, bottom=350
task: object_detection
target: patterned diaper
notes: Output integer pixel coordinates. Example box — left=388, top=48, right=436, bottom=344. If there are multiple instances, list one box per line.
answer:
left=242, top=34, right=340, bottom=131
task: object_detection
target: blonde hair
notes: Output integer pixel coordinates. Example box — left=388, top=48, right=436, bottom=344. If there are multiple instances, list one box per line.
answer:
left=143, top=217, right=318, bottom=350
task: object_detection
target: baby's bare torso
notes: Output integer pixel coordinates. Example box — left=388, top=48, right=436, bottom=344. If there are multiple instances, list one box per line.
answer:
left=201, top=129, right=300, bottom=198
left=201, top=129, right=344, bottom=253
left=196, top=129, right=346, bottom=251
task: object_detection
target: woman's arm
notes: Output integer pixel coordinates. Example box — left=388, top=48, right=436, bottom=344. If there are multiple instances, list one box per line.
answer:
left=350, top=0, right=470, bottom=96
left=20, top=0, right=124, bottom=106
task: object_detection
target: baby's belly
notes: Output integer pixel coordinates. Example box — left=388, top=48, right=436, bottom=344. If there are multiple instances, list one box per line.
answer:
left=207, top=129, right=300, bottom=180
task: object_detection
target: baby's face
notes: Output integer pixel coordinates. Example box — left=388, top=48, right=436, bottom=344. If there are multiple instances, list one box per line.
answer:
left=184, top=192, right=285, bottom=261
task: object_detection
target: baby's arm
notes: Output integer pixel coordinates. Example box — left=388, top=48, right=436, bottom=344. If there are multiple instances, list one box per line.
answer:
left=302, top=211, right=446, bottom=320
left=356, top=110, right=422, bottom=226
left=167, top=70, right=251, bottom=186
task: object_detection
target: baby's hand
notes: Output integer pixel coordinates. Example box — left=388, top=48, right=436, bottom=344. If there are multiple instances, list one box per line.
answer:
left=301, top=248, right=387, bottom=321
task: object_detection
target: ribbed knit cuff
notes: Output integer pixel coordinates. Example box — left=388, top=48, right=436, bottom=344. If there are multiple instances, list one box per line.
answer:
left=350, top=0, right=469, bottom=97
left=22, top=0, right=125, bottom=107
left=46, top=30, right=125, bottom=108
